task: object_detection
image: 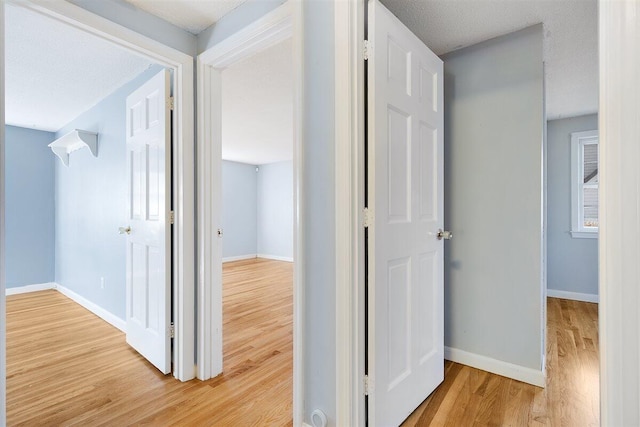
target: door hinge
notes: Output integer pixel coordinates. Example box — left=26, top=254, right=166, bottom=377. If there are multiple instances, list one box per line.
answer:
left=363, top=207, right=373, bottom=228
left=363, top=40, right=371, bottom=61
left=169, top=322, right=175, bottom=339
left=364, top=375, right=371, bottom=395
left=169, top=210, right=175, bottom=225
left=167, top=96, right=175, bottom=110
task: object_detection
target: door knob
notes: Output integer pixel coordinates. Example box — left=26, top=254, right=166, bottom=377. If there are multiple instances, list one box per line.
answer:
left=437, top=229, right=452, bottom=240
left=119, top=226, right=132, bottom=235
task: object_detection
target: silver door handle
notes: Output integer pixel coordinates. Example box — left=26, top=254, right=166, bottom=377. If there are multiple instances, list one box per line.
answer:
left=437, top=229, right=452, bottom=240
left=119, top=226, right=132, bottom=235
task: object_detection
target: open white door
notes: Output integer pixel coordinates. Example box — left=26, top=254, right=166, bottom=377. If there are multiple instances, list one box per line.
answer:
left=367, top=0, right=445, bottom=425
left=125, top=69, right=172, bottom=374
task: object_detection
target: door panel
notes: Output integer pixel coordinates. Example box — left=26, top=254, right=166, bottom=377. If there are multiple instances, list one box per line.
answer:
left=125, top=69, right=171, bottom=374
left=368, top=0, right=444, bottom=425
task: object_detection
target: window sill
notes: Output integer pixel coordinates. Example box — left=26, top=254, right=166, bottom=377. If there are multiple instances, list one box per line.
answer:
left=571, top=230, right=598, bottom=239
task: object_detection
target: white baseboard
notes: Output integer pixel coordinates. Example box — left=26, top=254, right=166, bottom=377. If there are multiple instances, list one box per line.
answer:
left=257, top=254, right=294, bottom=262
left=547, top=289, right=599, bottom=303
left=445, top=346, right=545, bottom=388
left=222, top=254, right=257, bottom=263
left=5, top=282, right=57, bottom=296
left=55, top=283, right=126, bottom=332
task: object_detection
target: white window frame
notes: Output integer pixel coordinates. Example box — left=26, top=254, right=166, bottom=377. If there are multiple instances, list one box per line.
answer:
left=570, top=129, right=599, bottom=238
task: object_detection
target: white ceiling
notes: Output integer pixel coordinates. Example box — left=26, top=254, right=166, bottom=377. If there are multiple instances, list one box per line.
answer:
left=380, top=0, right=598, bottom=120
left=221, top=38, right=292, bottom=165
left=5, top=4, right=153, bottom=132
left=122, top=0, right=248, bottom=34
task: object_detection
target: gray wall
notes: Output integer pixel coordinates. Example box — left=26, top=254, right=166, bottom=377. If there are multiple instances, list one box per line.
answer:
left=443, top=26, right=545, bottom=371
left=4, top=126, right=55, bottom=288
left=547, top=114, right=599, bottom=296
left=257, top=160, right=293, bottom=259
left=222, top=160, right=258, bottom=258
left=55, top=66, right=164, bottom=321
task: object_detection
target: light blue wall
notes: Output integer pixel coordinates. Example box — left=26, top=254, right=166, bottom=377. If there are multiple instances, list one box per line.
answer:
left=302, top=1, right=336, bottom=424
left=443, top=26, right=545, bottom=371
left=222, top=160, right=257, bottom=258
left=54, top=65, right=164, bottom=321
left=68, top=0, right=196, bottom=56
left=4, top=126, right=55, bottom=287
left=257, top=160, right=293, bottom=259
left=547, top=114, right=599, bottom=296
left=197, top=0, right=285, bottom=54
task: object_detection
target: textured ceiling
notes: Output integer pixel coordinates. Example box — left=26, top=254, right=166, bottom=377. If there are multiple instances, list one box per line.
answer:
left=222, top=38, right=292, bottom=165
left=5, top=4, right=153, bottom=132
left=380, top=0, right=598, bottom=120
left=122, top=0, right=248, bottom=34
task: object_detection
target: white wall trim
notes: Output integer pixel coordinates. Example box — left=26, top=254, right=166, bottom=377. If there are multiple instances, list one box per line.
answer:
left=256, top=254, right=293, bottom=262
left=547, top=289, right=599, bottom=303
left=599, top=1, right=640, bottom=424
left=445, top=346, right=546, bottom=388
left=196, top=4, right=305, bottom=426
left=334, top=0, right=365, bottom=426
left=5, top=0, right=195, bottom=382
left=222, top=254, right=257, bottom=263
left=5, top=282, right=56, bottom=296
left=55, top=284, right=126, bottom=332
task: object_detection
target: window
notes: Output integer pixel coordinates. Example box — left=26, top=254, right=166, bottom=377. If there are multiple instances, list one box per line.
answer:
left=571, top=130, right=599, bottom=238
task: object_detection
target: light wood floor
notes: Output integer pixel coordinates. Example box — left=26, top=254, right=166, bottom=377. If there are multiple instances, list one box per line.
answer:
left=403, top=297, right=599, bottom=426
left=7, top=258, right=293, bottom=426
left=7, top=265, right=598, bottom=426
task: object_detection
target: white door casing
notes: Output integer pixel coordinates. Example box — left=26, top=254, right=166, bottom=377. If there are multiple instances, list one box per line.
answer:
left=125, top=69, right=172, bottom=374
left=367, top=0, right=444, bottom=425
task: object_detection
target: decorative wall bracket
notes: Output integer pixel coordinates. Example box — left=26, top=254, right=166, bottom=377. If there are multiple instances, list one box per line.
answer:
left=48, top=129, right=98, bottom=167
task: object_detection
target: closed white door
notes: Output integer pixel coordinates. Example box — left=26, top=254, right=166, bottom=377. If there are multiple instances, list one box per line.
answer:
left=368, top=0, right=445, bottom=425
left=125, top=69, right=172, bottom=374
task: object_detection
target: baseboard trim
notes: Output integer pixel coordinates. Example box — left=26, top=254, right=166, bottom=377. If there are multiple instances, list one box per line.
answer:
left=55, top=283, right=126, bottom=332
left=547, top=289, right=599, bottom=303
left=257, top=254, right=294, bottom=262
left=445, top=346, right=545, bottom=388
left=222, top=254, right=257, bottom=263
left=6, top=282, right=56, bottom=295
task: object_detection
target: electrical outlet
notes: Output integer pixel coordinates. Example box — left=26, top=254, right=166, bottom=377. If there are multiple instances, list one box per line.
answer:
left=100, top=277, right=105, bottom=289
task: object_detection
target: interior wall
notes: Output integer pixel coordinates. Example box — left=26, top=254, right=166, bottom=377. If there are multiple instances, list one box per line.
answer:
left=4, top=125, right=55, bottom=288
left=222, top=160, right=258, bottom=259
left=197, top=0, right=285, bottom=54
left=547, top=114, right=599, bottom=298
left=54, top=65, right=164, bottom=321
left=67, top=0, right=197, bottom=56
left=442, top=26, right=545, bottom=374
left=257, top=160, right=293, bottom=260
left=302, top=1, right=336, bottom=423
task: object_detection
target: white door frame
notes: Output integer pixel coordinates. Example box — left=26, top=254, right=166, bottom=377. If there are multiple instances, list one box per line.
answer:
left=197, top=2, right=318, bottom=424
left=1, top=0, right=196, bottom=387
left=334, top=0, right=366, bottom=425
left=195, top=0, right=294, bottom=381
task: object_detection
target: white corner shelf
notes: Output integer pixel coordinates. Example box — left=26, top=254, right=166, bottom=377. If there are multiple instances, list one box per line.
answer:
left=48, top=129, right=98, bottom=167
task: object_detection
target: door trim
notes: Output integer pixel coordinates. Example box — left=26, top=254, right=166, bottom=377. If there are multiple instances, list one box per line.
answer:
left=195, top=2, right=305, bottom=424
left=334, top=1, right=366, bottom=425
left=2, top=0, right=196, bottom=384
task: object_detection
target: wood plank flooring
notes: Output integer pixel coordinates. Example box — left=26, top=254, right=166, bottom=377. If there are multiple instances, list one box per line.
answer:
left=7, top=258, right=293, bottom=426
left=7, top=265, right=598, bottom=426
left=402, top=297, right=599, bottom=426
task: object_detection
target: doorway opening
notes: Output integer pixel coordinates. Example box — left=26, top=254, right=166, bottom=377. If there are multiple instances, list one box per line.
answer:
left=2, top=0, right=196, bottom=421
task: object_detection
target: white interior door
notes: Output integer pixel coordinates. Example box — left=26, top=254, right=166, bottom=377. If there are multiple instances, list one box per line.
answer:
left=125, top=69, right=172, bottom=374
left=368, top=0, right=444, bottom=425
